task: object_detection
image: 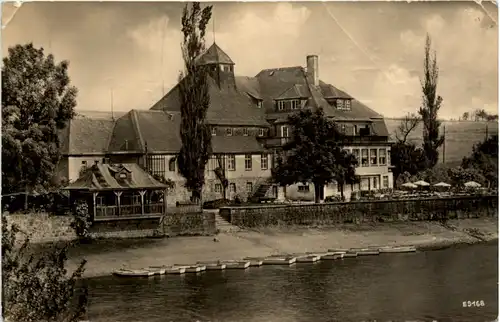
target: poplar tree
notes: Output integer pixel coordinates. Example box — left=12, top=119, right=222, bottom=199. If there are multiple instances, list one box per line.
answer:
left=177, top=2, right=213, bottom=204
left=419, top=34, right=444, bottom=168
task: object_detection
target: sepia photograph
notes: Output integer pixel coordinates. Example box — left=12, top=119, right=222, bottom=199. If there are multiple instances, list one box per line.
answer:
left=1, top=1, right=499, bottom=321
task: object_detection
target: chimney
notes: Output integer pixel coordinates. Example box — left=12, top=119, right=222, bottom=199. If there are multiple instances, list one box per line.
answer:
left=306, top=55, right=319, bottom=86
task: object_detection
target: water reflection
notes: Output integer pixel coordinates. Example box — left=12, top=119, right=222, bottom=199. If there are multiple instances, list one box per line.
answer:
left=87, top=243, right=498, bottom=322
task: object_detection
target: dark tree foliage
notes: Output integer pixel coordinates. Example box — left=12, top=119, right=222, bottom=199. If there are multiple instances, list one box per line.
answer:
left=177, top=2, right=213, bottom=204
left=418, top=34, right=444, bottom=168
left=390, top=142, right=427, bottom=179
left=271, top=108, right=358, bottom=203
left=2, top=216, right=88, bottom=322
left=462, top=135, right=498, bottom=188
left=2, top=44, right=77, bottom=196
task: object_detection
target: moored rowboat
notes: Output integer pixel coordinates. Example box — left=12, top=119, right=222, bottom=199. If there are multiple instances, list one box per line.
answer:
left=379, top=246, right=417, bottom=253
left=243, top=257, right=264, bottom=266
left=113, top=269, right=154, bottom=277
left=321, top=252, right=344, bottom=260
left=262, top=256, right=296, bottom=265
left=296, top=255, right=320, bottom=263
left=222, top=261, right=250, bottom=269
left=357, top=250, right=380, bottom=256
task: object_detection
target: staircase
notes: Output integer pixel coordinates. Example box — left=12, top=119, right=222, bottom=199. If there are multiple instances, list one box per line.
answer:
left=210, top=210, right=242, bottom=233
left=249, top=180, right=275, bottom=203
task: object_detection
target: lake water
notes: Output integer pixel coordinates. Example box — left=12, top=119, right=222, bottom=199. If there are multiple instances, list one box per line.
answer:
left=86, top=242, right=498, bottom=322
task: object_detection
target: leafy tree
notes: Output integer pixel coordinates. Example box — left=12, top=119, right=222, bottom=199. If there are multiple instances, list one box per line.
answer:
left=462, top=135, right=498, bottom=188
left=333, top=151, right=359, bottom=200
left=2, top=216, right=88, bottom=322
left=448, top=166, right=486, bottom=187
left=271, top=109, right=358, bottom=203
left=2, top=44, right=77, bottom=201
left=394, top=112, right=421, bottom=144
left=390, top=142, right=427, bottom=179
left=462, top=112, right=469, bottom=121
left=418, top=34, right=444, bottom=168
left=177, top=2, right=213, bottom=204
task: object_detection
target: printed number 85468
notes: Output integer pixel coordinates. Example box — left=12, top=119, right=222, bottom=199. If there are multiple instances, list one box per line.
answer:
left=463, top=300, right=485, bottom=307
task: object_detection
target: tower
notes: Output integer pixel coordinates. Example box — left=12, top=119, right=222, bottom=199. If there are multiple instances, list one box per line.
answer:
left=196, top=43, right=236, bottom=89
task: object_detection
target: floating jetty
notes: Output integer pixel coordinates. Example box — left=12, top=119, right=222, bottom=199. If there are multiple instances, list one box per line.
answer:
left=222, top=260, right=251, bottom=269
left=243, top=257, right=264, bottom=267
left=113, top=269, right=155, bottom=277
left=378, top=246, right=417, bottom=253
left=263, top=256, right=297, bottom=265
left=165, top=266, right=186, bottom=274
left=296, top=255, right=321, bottom=263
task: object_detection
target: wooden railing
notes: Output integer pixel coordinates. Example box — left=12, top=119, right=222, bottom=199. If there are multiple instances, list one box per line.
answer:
left=95, top=203, right=164, bottom=220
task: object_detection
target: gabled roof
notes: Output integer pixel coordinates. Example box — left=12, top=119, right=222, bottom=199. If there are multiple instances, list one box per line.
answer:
left=211, top=136, right=265, bottom=154
left=107, top=111, right=143, bottom=153
left=64, top=163, right=167, bottom=191
left=275, top=84, right=309, bottom=100
left=196, top=42, right=234, bottom=65
left=150, top=76, right=268, bottom=126
left=60, top=117, right=115, bottom=155
left=319, top=80, right=352, bottom=99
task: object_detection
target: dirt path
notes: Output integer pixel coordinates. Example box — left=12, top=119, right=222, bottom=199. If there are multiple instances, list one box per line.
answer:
left=65, top=217, right=498, bottom=278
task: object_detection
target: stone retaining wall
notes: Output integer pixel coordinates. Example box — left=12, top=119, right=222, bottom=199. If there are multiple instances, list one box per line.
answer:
left=221, top=195, right=498, bottom=228
left=5, top=211, right=217, bottom=244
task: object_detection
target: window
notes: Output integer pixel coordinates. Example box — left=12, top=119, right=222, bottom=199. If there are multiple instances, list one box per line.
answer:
left=261, top=154, right=268, bottom=170
left=223, top=65, right=232, bottom=73
left=212, top=127, right=217, bottom=136
left=148, top=155, right=166, bottom=177
left=245, top=154, right=252, bottom=171
left=383, top=176, right=389, bottom=188
left=169, top=158, right=176, bottom=172
left=226, top=128, right=233, bottom=136
left=291, top=99, right=300, bottom=110
left=243, top=128, right=249, bottom=136
left=370, top=149, right=378, bottom=165
left=373, top=177, right=378, bottom=189
left=227, top=155, right=236, bottom=171
left=258, top=128, right=265, bottom=137
left=352, top=149, right=360, bottom=165
left=281, top=126, right=289, bottom=138
left=353, top=125, right=358, bottom=136
left=361, top=149, right=369, bottom=167
left=345, top=100, right=351, bottom=110
left=379, top=148, right=387, bottom=165
left=246, top=182, right=253, bottom=193
left=257, top=101, right=263, bottom=108
left=298, top=184, right=310, bottom=192
left=215, top=183, right=222, bottom=193
left=81, top=161, right=87, bottom=166
left=336, top=99, right=344, bottom=110
left=94, top=160, right=99, bottom=165
left=341, top=124, right=346, bottom=133
left=277, top=101, right=285, bottom=111
left=230, top=183, right=236, bottom=193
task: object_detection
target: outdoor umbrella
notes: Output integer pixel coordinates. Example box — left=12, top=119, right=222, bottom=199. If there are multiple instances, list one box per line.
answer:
left=413, top=180, right=430, bottom=187
left=434, top=182, right=451, bottom=187
left=464, top=181, right=481, bottom=188
left=401, top=182, right=418, bottom=189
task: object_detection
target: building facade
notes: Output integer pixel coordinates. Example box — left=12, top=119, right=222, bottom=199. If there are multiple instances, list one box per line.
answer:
left=60, top=43, right=393, bottom=204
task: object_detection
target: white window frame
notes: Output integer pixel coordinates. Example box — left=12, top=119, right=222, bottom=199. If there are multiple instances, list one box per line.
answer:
left=277, top=101, right=285, bottom=111
left=361, top=149, right=369, bottom=167
left=378, top=148, right=387, bottom=165
left=230, top=183, right=236, bottom=193
left=261, top=154, right=268, bottom=170
left=370, top=148, right=378, bottom=166
left=215, top=183, right=222, bottom=193
left=226, top=128, right=233, bottom=136
left=257, top=101, right=262, bottom=108
left=281, top=126, right=289, bottom=138
left=246, top=182, right=253, bottom=193
left=245, top=154, right=252, bottom=171
left=345, top=100, right=351, bottom=110
left=383, top=176, right=389, bottom=188
left=243, top=128, right=249, bottom=136
left=336, top=99, right=344, bottom=110
left=211, top=127, right=217, bottom=136
left=298, top=184, right=310, bottom=192
left=258, top=128, right=265, bottom=137
left=291, top=99, right=300, bottom=110
left=227, top=155, right=236, bottom=171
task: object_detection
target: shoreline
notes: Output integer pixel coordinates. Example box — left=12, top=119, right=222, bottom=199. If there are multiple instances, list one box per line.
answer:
left=60, top=217, right=498, bottom=279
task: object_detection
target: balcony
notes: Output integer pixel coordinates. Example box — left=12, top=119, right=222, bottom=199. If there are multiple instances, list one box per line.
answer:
left=95, top=203, right=164, bottom=221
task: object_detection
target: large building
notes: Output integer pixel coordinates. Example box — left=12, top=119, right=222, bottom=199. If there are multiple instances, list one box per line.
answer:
left=60, top=43, right=393, bottom=204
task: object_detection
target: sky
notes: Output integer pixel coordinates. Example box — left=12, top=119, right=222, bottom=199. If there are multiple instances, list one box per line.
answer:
left=2, top=1, right=498, bottom=119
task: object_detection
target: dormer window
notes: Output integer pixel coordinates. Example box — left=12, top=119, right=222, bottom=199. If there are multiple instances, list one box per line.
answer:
left=335, top=99, right=352, bottom=111
left=277, top=101, right=285, bottom=111
left=291, top=99, right=300, bottom=110
left=345, top=99, right=351, bottom=110
left=257, top=101, right=263, bottom=108
left=258, top=128, right=265, bottom=137
left=211, top=127, right=217, bottom=136
left=336, top=99, right=344, bottom=110
left=226, top=128, right=233, bottom=136
left=243, top=128, right=249, bottom=136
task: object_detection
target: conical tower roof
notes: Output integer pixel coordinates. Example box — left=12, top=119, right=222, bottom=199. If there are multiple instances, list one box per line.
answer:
left=196, top=43, right=234, bottom=65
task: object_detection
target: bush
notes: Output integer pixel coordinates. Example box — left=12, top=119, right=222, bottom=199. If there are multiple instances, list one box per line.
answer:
left=70, top=201, right=91, bottom=242
left=203, top=198, right=231, bottom=209
left=2, top=216, right=88, bottom=322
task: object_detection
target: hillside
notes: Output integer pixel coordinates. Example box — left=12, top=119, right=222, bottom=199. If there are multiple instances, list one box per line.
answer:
left=385, top=119, right=498, bottom=165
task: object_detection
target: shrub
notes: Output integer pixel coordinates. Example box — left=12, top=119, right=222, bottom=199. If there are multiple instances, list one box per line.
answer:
left=203, top=198, right=231, bottom=209
left=70, top=201, right=91, bottom=242
left=2, top=216, right=88, bottom=322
